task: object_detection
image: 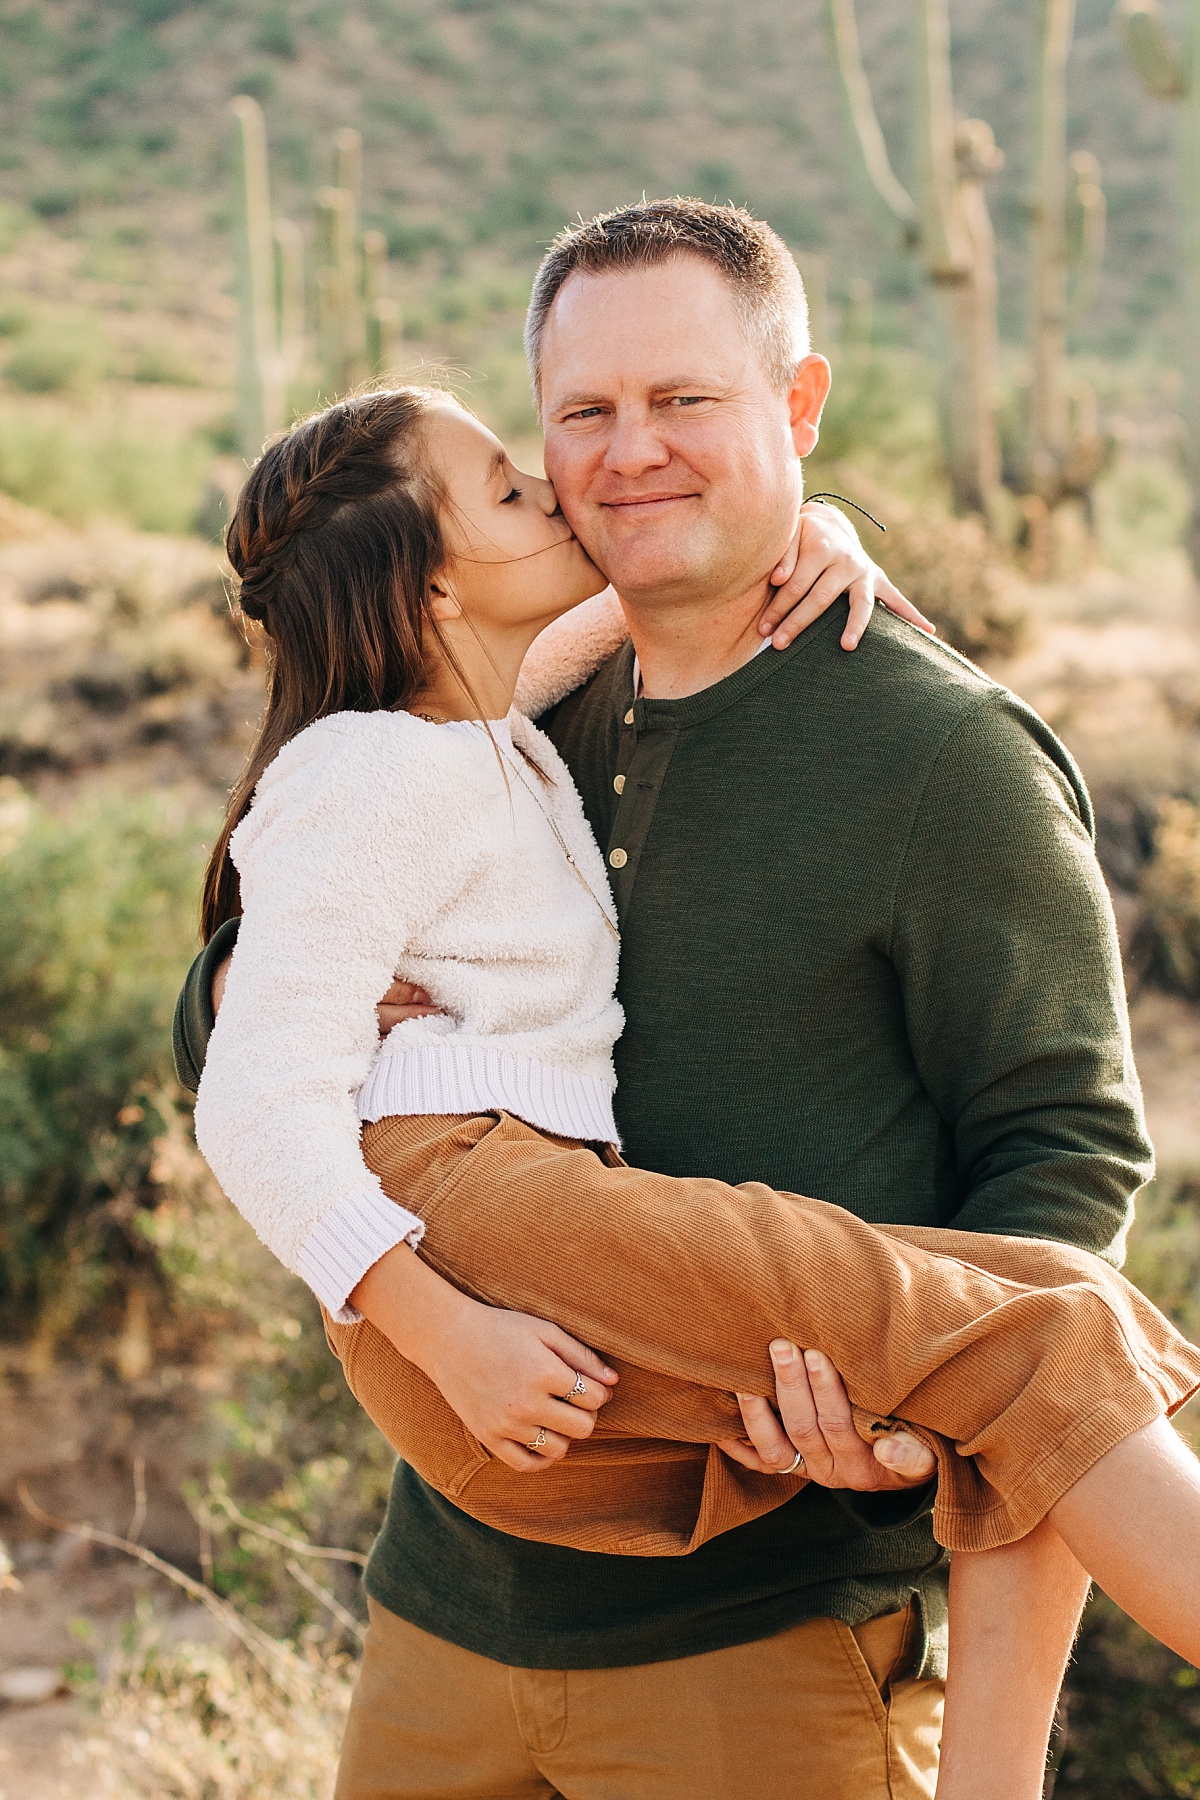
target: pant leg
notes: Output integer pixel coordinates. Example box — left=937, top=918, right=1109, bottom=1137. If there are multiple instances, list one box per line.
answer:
left=335, top=1599, right=559, bottom=1800
left=334, top=1596, right=940, bottom=1800
left=330, top=1111, right=1200, bottom=1556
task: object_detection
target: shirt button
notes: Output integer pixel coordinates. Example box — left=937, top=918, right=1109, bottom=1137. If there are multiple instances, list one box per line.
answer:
left=609, top=847, right=628, bottom=869
left=613, top=774, right=626, bottom=794
left=624, top=708, right=634, bottom=725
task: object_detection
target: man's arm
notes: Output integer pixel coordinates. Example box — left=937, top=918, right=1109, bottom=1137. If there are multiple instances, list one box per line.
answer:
left=172, top=925, right=440, bottom=1096
left=173, top=917, right=240, bottom=1094
left=892, top=689, right=1153, bottom=1256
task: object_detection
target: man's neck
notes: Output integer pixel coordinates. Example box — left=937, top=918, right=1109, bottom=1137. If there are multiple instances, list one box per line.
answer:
left=622, top=581, right=771, bottom=701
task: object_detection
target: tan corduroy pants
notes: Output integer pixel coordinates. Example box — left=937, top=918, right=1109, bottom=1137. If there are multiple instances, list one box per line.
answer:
left=325, top=1112, right=1200, bottom=1557
left=334, top=1597, right=943, bottom=1800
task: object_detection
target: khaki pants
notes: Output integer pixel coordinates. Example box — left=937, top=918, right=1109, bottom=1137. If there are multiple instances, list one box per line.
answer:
left=334, top=1597, right=943, bottom=1800
left=327, top=1112, right=1200, bottom=1558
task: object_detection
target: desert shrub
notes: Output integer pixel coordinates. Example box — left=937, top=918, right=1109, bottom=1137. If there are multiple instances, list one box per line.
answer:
left=1122, top=1170, right=1200, bottom=1389
left=0, top=298, right=32, bottom=336
left=1140, top=798, right=1200, bottom=997
left=6, top=322, right=105, bottom=394
left=813, top=474, right=1028, bottom=660
left=0, top=788, right=207, bottom=1344
left=807, top=346, right=943, bottom=494
left=1057, top=1596, right=1200, bottom=1797
left=0, top=407, right=212, bottom=530
left=129, top=340, right=201, bottom=386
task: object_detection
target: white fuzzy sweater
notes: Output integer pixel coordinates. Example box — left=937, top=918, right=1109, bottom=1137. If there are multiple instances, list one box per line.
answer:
left=194, top=593, right=630, bottom=1321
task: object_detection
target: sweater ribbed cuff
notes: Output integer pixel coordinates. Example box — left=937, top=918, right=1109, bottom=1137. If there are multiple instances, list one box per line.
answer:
left=294, top=1187, right=426, bottom=1323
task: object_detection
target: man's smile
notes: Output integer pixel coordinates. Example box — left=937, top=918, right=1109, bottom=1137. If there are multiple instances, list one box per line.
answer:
left=599, top=492, right=702, bottom=511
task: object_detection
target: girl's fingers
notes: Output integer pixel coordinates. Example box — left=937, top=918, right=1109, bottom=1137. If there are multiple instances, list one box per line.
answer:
left=527, top=1427, right=572, bottom=1462
left=878, top=579, right=937, bottom=636
left=840, top=579, right=876, bottom=650
left=543, top=1329, right=619, bottom=1388
left=491, top=1440, right=550, bottom=1472
left=769, top=533, right=802, bottom=588
left=770, top=566, right=852, bottom=647
left=543, top=1397, right=600, bottom=1439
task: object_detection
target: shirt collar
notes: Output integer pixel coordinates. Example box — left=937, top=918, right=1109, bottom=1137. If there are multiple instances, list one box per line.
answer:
left=631, top=634, right=774, bottom=700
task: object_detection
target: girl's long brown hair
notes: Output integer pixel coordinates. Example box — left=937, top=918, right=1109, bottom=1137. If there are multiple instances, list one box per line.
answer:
left=201, top=387, right=448, bottom=941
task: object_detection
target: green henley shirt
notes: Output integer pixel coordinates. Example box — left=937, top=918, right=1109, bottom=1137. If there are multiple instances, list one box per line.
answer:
left=174, top=600, right=1153, bottom=1676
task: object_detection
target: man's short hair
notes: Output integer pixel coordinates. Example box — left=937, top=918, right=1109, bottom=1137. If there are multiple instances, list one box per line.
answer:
left=525, top=198, right=810, bottom=408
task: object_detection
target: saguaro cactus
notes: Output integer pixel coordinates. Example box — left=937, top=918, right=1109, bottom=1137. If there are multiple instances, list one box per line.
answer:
left=830, top=0, right=1004, bottom=519
left=1026, top=1, right=1110, bottom=514
left=230, top=97, right=305, bottom=464
left=314, top=126, right=405, bottom=396
left=1116, top=0, right=1200, bottom=574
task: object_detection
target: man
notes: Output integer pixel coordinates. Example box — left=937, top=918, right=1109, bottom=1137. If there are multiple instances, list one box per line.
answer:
left=176, top=200, right=1152, bottom=1797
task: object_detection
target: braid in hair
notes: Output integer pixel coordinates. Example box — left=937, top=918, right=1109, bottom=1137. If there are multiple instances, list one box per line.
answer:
left=201, top=386, right=451, bottom=940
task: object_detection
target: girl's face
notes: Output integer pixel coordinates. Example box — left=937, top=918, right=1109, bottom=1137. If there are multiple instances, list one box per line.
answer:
left=422, top=402, right=608, bottom=636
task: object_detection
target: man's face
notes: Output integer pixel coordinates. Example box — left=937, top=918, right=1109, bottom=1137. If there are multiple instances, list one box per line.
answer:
left=539, top=255, right=829, bottom=609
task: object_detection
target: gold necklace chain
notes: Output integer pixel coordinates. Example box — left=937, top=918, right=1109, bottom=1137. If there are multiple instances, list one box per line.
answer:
left=409, top=710, right=620, bottom=943
left=497, top=746, right=621, bottom=943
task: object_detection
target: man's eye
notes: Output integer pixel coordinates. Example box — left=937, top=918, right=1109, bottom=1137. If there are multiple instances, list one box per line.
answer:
left=566, top=406, right=605, bottom=421
left=500, top=486, right=522, bottom=504
left=670, top=395, right=709, bottom=407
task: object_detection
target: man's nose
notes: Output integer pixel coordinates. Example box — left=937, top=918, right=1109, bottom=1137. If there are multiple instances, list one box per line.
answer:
left=603, top=409, right=672, bottom=476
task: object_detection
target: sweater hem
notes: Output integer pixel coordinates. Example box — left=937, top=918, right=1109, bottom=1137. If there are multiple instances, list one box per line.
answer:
left=357, top=1043, right=620, bottom=1147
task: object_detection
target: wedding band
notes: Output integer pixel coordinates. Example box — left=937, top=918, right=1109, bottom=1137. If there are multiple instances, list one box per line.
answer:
left=562, top=1372, right=587, bottom=1401
left=528, top=1428, right=548, bottom=1451
left=782, top=1449, right=805, bottom=1475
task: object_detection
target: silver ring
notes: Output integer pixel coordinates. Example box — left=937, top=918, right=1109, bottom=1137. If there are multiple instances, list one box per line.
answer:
left=781, top=1449, right=805, bottom=1475
left=562, top=1372, right=587, bottom=1401
left=528, top=1428, right=548, bottom=1451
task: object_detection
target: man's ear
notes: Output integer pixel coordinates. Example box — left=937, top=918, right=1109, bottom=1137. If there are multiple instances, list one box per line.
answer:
left=788, top=355, right=832, bottom=458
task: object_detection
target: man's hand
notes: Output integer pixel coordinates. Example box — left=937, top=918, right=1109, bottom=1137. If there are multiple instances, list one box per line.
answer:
left=760, top=502, right=936, bottom=653
left=377, top=978, right=444, bottom=1036
left=213, top=962, right=445, bottom=1038
left=717, top=1340, right=937, bottom=1491
left=212, top=952, right=233, bottom=1017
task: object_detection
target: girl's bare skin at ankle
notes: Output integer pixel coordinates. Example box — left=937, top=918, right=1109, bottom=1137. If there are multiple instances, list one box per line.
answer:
left=939, top=1420, right=1200, bottom=1798
left=937, top=1522, right=1091, bottom=1800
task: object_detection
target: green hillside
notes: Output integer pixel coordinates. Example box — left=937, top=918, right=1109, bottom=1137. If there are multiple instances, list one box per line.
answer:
left=0, top=0, right=1182, bottom=361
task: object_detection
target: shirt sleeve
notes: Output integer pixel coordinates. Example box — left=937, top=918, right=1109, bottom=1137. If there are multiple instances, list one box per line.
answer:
left=889, top=690, right=1154, bottom=1260
left=193, top=720, right=459, bottom=1319
left=173, top=916, right=240, bottom=1096
left=514, top=588, right=630, bottom=720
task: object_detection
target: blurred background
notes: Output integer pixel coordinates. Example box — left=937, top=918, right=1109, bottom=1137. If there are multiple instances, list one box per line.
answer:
left=0, top=1, right=1199, bottom=1794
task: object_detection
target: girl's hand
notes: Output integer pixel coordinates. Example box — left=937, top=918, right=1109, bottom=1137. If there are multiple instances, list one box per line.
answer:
left=350, top=1243, right=618, bottom=1472
left=760, top=501, right=936, bottom=653
left=423, top=1298, right=620, bottom=1471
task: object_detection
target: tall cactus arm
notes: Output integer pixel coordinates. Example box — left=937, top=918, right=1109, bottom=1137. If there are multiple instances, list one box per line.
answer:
left=912, top=0, right=976, bottom=276
left=230, top=95, right=281, bottom=461
left=1115, top=0, right=1189, bottom=98
left=1065, top=150, right=1107, bottom=325
left=828, top=0, right=918, bottom=223
left=274, top=218, right=305, bottom=388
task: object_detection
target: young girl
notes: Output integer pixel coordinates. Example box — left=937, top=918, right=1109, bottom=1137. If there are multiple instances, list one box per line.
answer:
left=193, top=387, right=1200, bottom=1799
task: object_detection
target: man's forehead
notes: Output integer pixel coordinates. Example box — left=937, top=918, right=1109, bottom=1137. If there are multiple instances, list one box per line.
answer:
left=539, top=261, right=752, bottom=401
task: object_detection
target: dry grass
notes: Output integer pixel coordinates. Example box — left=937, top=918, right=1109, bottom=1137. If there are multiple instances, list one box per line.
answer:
left=1142, top=799, right=1200, bottom=998
left=81, top=1632, right=353, bottom=1800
